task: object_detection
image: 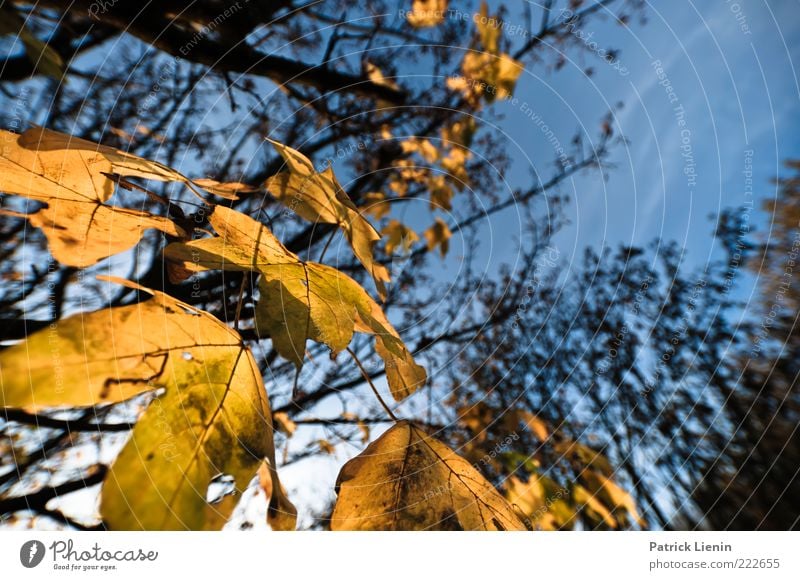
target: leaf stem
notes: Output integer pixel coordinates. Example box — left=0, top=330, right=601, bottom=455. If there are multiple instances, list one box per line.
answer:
left=233, top=272, right=248, bottom=331
left=347, top=347, right=399, bottom=422
left=318, top=228, right=337, bottom=262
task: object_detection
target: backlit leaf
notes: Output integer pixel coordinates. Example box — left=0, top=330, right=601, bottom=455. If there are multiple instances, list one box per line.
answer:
left=407, top=0, right=447, bottom=28
left=424, top=217, right=452, bottom=257
left=382, top=220, right=419, bottom=255
left=164, top=206, right=426, bottom=402
left=265, top=139, right=390, bottom=298
left=582, top=470, right=645, bottom=527
left=0, top=276, right=296, bottom=530
left=331, top=421, right=527, bottom=530
left=572, top=484, right=616, bottom=529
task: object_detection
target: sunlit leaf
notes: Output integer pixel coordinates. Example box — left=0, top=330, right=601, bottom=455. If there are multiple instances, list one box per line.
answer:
left=273, top=412, right=297, bottom=437
left=11, top=127, right=237, bottom=199
left=424, top=217, right=452, bottom=257
left=365, top=62, right=400, bottom=92
left=0, top=202, right=183, bottom=268
left=331, top=421, right=526, bottom=530
left=360, top=192, right=391, bottom=220
left=582, top=470, right=644, bottom=527
left=572, top=484, right=617, bottom=529
left=0, top=276, right=296, bottom=530
left=265, top=139, right=390, bottom=298
left=257, top=460, right=298, bottom=531
left=164, top=206, right=426, bottom=402
left=406, top=0, right=448, bottom=28
left=382, top=220, right=419, bottom=255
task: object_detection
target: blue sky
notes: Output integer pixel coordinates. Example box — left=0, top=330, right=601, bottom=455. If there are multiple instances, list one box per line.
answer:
left=494, top=1, right=800, bottom=277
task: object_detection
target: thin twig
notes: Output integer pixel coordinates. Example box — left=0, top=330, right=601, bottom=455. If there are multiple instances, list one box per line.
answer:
left=233, top=273, right=248, bottom=331
left=346, top=347, right=398, bottom=422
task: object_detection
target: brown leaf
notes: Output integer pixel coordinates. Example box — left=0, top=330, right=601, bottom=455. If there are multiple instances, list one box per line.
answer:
left=331, top=421, right=527, bottom=530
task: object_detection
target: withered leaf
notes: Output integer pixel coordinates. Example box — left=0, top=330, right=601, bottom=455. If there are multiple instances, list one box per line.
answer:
left=331, top=421, right=527, bottom=530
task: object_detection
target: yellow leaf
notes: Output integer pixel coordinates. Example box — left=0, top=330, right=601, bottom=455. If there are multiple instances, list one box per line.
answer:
left=365, top=62, right=400, bottom=91
left=521, top=412, right=549, bottom=441
left=504, top=474, right=574, bottom=530
left=424, top=217, right=452, bottom=257
left=475, top=2, right=500, bottom=53
left=0, top=127, right=262, bottom=266
left=318, top=439, right=336, bottom=455
left=406, top=0, right=447, bottom=28
left=164, top=207, right=426, bottom=402
left=258, top=460, right=298, bottom=531
left=441, top=118, right=476, bottom=149
left=0, top=202, right=183, bottom=268
left=10, top=127, right=238, bottom=199
left=360, top=192, right=391, bottom=220
left=493, top=53, right=523, bottom=100
left=0, top=276, right=295, bottom=530
left=192, top=178, right=259, bottom=197
left=451, top=4, right=522, bottom=104
left=382, top=220, right=419, bottom=255
left=273, top=412, right=297, bottom=436
left=265, top=139, right=390, bottom=299
left=428, top=174, right=454, bottom=210
left=401, top=137, right=439, bottom=163
left=582, top=470, right=645, bottom=527
left=572, top=484, right=617, bottom=529
left=331, top=421, right=527, bottom=530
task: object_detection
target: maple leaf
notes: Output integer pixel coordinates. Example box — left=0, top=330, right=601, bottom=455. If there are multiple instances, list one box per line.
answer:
left=264, top=139, right=390, bottom=299
left=0, top=276, right=296, bottom=531
left=164, top=206, right=426, bottom=402
left=331, top=421, right=527, bottom=530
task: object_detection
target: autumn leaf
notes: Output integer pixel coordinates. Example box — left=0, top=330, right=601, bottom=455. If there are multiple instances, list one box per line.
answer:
left=0, top=202, right=183, bottom=268
left=581, top=470, right=645, bottom=527
left=163, top=206, right=426, bottom=402
left=13, top=127, right=238, bottom=199
left=441, top=118, right=477, bottom=149
left=382, top=220, right=419, bottom=255
left=365, top=62, right=400, bottom=92
left=424, top=217, right=452, bottom=257
left=572, top=484, right=617, bottom=529
left=192, top=178, right=259, bottom=197
left=0, top=276, right=296, bottom=531
left=0, top=6, right=64, bottom=78
left=504, top=473, right=572, bottom=530
left=273, top=412, right=297, bottom=437
left=407, top=0, right=448, bottom=28
left=0, top=127, right=265, bottom=267
left=401, top=138, right=439, bottom=163
left=318, top=440, right=336, bottom=455
left=451, top=4, right=522, bottom=104
left=265, top=139, right=390, bottom=299
left=428, top=174, right=455, bottom=210
left=521, top=412, right=549, bottom=441
left=330, top=421, right=527, bottom=530
left=360, top=192, right=391, bottom=220
left=257, top=461, right=298, bottom=531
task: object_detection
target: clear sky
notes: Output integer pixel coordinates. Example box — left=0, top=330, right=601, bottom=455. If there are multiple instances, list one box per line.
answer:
left=496, top=1, right=800, bottom=276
